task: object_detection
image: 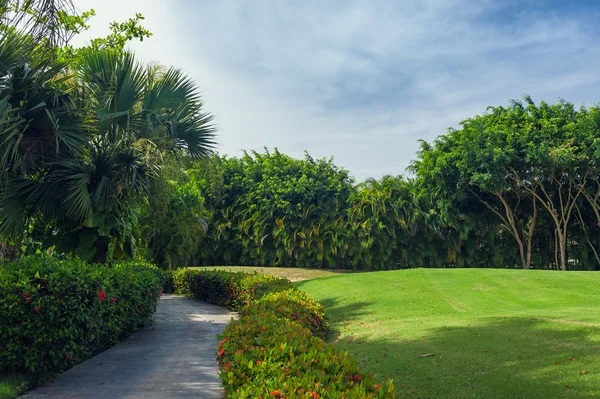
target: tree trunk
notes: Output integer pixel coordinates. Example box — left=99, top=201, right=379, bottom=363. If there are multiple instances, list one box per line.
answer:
left=559, top=234, right=567, bottom=271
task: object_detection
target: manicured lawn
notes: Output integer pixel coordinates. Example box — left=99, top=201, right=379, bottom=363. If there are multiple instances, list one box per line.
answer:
left=298, top=269, right=600, bottom=398
left=0, top=375, right=27, bottom=399
left=188, top=266, right=355, bottom=281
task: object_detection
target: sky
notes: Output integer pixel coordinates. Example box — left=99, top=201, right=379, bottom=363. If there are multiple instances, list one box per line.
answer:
left=71, top=0, right=600, bottom=181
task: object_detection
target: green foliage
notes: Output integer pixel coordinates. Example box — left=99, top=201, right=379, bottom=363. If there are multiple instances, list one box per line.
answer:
left=0, top=256, right=165, bottom=381
left=0, top=17, right=216, bottom=263
left=141, top=158, right=207, bottom=269
left=252, top=289, right=327, bottom=337
left=189, top=149, right=356, bottom=267
left=217, top=311, right=395, bottom=398
left=57, top=12, right=152, bottom=65
left=172, top=269, right=292, bottom=309
left=412, top=97, right=600, bottom=270
left=0, top=374, right=28, bottom=399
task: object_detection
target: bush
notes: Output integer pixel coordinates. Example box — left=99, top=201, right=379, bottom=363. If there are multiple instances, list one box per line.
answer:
left=251, top=289, right=327, bottom=337
left=0, top=256, right=164, bottom=381
left=217, top=311, right=395, bottom=398
left=172, top=269, right=292, bottom=309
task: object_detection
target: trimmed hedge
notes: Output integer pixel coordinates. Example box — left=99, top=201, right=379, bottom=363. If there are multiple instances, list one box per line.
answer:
left=251, top=289, right=327, bottom=338
left=173, top=269, right=293, bottom=309
left=0, top=256, right=165, bottom=381
left=175, top=269, right=395, bottom=398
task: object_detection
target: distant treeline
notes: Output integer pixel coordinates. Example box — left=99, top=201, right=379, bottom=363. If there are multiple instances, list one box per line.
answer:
left=182, top=98, right=600, bottom=271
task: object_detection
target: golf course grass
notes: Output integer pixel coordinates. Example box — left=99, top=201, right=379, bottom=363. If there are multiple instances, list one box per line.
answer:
left=297, top=268, right=600, bottom=398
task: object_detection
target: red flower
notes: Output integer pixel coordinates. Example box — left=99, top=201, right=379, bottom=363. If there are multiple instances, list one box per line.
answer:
left=97, top=290, right=107, bottom=301
left=374, top=384, right=381, bottom=390
left=218, top=349, right=225, bottom=356
left=308, top=392, right=319, bottom=399
left=65, top=354, right=71, bottom=360
left=148, top=290, right=153, bottom=296
left=34, top=307, right=40, bottom=312
left=109, top=298, right=117, bottom=304
left=353, top=374, right=362, bottom=382
left=270, top=391, right=282, bottom=398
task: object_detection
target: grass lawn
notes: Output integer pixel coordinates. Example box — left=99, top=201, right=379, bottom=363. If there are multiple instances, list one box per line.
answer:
left=297, top=268, right=600, bottom=399
left=0, top=374, right=27, bottom=399
left=188, top=266, right=354, bottom=281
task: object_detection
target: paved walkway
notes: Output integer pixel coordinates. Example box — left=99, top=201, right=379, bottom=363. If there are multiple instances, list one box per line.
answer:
left=22, top=295, right=236, bottom=399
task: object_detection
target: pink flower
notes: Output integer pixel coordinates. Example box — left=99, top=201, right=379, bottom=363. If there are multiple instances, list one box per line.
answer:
left=97, top=290, right=107, bottom=301
left=109, top=298, right=117, bottom=304
left=34, top=307, right=40, bottom=312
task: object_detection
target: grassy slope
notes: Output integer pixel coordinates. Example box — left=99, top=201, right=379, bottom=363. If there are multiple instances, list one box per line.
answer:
left=298, top=269, right=600, bottom=399
left=188, top=266, right=353, bottom=281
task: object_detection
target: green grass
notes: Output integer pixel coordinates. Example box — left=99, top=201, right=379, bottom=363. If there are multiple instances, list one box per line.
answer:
left=188, top=266, right=354, bottom=281
left=0, top=374, right=27, bottom=399
left=297, top=268, right=600, bottom=399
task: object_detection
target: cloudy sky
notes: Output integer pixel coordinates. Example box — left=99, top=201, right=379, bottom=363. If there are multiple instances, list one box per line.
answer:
left=72, top=0, right=600, bottom=181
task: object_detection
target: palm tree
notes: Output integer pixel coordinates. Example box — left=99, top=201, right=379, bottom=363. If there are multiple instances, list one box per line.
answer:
left=0, top=40, right=216, bottom=262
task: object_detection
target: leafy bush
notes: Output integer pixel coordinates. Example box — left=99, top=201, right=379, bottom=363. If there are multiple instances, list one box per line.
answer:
left=0, top=256, right=164, bottom=381
left=251, top=289, right=327, bottom=337
left=172, top=269, right=292, bottom=309
left=217, top=311, right=395, bottom=398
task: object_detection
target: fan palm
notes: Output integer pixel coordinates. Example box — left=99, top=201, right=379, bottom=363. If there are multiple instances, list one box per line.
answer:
left=0, top=37, right=216, bottom=261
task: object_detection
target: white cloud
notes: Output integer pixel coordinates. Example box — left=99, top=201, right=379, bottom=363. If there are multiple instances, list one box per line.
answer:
left=72, top=0, right=600, bottom=180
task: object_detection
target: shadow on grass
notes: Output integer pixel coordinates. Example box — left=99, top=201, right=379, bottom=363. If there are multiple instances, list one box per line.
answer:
left=332, top=317, right=600, bottom=399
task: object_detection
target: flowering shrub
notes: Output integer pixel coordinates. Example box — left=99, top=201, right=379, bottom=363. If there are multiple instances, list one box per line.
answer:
left=217, top=311, right=395, bottom=398
left=0, top=256, right=165, bottom=381
left=250, top=289, right=327, bottom=337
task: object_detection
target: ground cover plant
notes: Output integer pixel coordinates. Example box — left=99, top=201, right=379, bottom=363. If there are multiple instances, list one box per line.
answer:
left=0, top=256, right=165, bottom=382
left=173, top=269, right=395, bottom=398
left=298, top=268, right=600, bottom=399
left=0, top=374, right=27, bottom=399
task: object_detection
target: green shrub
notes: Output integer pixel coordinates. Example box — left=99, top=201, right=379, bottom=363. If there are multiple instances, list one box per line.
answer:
left=249, top=289, right=327, bottom=337
left=217, top=311, right=395, bottom=398
left=0, top=256, right=164, bottom=381
left=173, top=269, right=292, bottom=309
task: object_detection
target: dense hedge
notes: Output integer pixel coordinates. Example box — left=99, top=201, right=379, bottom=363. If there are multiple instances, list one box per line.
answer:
left=174, top=269, right=395, bottom=398
left=0, top=256, right=165, bottom=381
left=173, top=269, right=293, bottom=309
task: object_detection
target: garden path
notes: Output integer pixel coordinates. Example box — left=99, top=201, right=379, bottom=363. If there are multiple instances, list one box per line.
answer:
left=21, top=295, right=235, bottom=399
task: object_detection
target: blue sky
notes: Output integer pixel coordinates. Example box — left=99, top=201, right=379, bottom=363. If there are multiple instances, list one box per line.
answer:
left=73, top=0, right=600, bottom=181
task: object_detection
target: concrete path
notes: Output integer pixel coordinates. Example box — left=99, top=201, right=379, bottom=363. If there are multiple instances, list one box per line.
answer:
left=22, top=295, right=236, bottom=399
